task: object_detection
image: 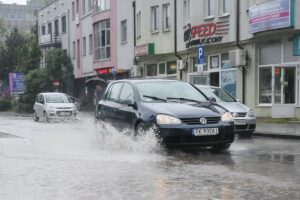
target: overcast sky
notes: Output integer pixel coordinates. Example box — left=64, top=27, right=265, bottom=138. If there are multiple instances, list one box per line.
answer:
left=1, top=0, right=27, bottom=5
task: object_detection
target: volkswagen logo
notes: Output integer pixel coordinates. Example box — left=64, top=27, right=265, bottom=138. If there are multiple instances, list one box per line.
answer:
left=199, top=118, right=207, bottom=125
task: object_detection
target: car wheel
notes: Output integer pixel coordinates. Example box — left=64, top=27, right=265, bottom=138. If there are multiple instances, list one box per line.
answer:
left=34, top=111, right=39, bottom=122
left=43, top=111, right=50, bottom=122
left=238, top=131, right=253, bottom=138
left=212, top=143, right=231, bottom=152
left=135, top=122, right=147, bottom=139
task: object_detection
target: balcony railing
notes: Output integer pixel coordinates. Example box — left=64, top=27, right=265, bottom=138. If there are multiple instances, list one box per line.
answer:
left=39, top=33, right=62, bottom=48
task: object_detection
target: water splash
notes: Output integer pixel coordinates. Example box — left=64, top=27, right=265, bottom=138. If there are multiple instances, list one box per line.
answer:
left=94, top=121, right=164, bottom=153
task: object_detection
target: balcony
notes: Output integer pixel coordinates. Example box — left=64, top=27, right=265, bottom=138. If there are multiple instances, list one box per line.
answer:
left=39, top=34, right=62, bottom=48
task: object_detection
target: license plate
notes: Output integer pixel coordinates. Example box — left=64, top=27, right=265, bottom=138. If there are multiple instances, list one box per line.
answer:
left=192, top=128, right=219, bottom=136
left=234, top=119, right=246, bottom=125
left=59, top=112, right=70, bottom=117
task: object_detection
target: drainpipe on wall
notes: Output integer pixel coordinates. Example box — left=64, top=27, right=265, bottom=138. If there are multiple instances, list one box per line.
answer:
left=236, top=0, right=246, bottom=104
left=133, top=0, right=137, bottom=65
left=174, top=0, right=183, bottom=80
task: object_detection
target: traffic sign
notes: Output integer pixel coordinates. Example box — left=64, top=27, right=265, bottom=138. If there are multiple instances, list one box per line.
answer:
left=112, top=67, right=118, bottom=75
left=197, top=45, right=204, bottom=65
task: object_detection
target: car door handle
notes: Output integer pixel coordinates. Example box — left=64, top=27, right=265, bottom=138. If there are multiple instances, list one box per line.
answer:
left=114, top=108, right=119, bottom=112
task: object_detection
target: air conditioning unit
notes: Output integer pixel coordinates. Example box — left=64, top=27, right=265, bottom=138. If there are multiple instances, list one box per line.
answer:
left=177, top=60, right=188, bottom=70
left=229, top=49, right=247, bottom=66
left=131, top=65, right=142, bottom=77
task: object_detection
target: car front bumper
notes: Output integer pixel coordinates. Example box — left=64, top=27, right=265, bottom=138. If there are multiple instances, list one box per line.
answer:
left=233, top=117, right=256, bottom=134
left=47, top=110, right=78, bottom=118
left=156, top=123, right=234, bottom=147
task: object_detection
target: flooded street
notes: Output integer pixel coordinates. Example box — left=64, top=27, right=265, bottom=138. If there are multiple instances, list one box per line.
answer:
left=0, top=115, right=300, bottom=200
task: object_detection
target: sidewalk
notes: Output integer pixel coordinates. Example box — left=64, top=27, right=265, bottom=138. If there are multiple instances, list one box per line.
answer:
left=0, top=111, right=33, bottom=118
left=254, top=123, right=300, bottom=140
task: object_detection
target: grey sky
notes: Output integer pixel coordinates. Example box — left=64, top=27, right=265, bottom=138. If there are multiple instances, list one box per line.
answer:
left=0, top=0, right=27, bottom=5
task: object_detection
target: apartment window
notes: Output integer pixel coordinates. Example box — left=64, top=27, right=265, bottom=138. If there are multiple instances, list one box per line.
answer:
left=207, top=0, right=216, bottom=17
left=83, top=37, right=87, bottom=56
left=89, top=34, right=93, bottom=55
left=136, top=11, right=141, bottom=38
left=76, top=0, right=79, bottom=13
left=77, top=40, right=80, bottom=69
left=72, top=41, right=76, bottom=59
left=151, top=6, right=159, bottom=32
left=61, top=16, right=66, bottom=33
left=96, top=0, right=110, bottom=12
left=183, top=0, right=190, bottom=24
left=222, top=0, right=230, bottom=14
left=162, top=4, right=170, bottom=31
left=95, top=20, right=110, bottom=61
left=41, top=26, right=45, bottom=35
left=72, top=2, right=75, bottom=20
left=82, top=0, right=86, bottom=15
left=88, top=0, right=93, bottom=10
left=121, top=20, right=127, bottom=44
left=48, top=22, right=52, bottom=34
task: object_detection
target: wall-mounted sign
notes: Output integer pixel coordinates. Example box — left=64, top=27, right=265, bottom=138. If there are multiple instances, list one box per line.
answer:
left=135, top=43, right=155, bottom=56
left=293, top=34, right=300, bottom=56
left=9, top=72, right=24, bottom=93
left=184, top=21, right=229, bottom=48
left=249, top=0, right=295, bottom=34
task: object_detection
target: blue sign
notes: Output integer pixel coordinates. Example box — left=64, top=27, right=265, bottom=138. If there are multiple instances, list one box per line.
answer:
left=112, top=67, right=118, bottom=75
left=9, top=72, right=25, bottom=92
left=249, top=0, right=294, bottom=34
left=197, top=45, right=204, bottom=64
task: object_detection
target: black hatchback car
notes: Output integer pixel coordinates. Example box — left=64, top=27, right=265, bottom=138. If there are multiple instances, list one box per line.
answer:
left=96, top=79, right=234, bottom=150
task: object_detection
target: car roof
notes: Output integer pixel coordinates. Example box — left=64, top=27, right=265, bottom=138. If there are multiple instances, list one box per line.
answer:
left=194, top=84, right=220, bottom=89
left=111, top=79, right=182, bottom=84
left=39, top=92, right=67, bottom=95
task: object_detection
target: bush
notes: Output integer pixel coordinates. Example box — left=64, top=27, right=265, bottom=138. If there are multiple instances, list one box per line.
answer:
left=0, top=98, right=12, bottom=111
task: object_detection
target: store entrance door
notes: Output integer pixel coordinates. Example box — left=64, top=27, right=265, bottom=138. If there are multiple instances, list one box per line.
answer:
left=271, top=66, right=297, bottom=118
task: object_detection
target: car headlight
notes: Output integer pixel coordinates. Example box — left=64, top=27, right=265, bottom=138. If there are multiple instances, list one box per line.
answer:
left=156, top=114, right=181, bottom=125
left=221, top=112, right=233, bottom=122
left=248, top=108, right=255, bottom=117
left=48, top=106, right=55, bottom=110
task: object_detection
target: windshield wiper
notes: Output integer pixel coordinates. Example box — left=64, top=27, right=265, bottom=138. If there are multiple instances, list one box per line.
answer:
left=143, top=95, right=166, bottom=102
left=167, top=97, right=203, bottom=103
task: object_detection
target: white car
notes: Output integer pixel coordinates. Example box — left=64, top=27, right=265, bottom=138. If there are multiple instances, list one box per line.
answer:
left=33, top=93, right=78, bottom=122
left=195, top=85, right=256, bottom=136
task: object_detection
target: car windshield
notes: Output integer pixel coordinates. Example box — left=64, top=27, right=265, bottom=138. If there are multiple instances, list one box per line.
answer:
left=136, top=81, right=208, bottom=103
left=45, top=94, right=71, bottom=103
left=199, top=87, right=236, bottom=102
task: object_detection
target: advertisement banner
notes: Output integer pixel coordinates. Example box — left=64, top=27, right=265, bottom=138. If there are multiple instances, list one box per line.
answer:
left=9, top=72, right=25, bottom=93
left=249, top=0, right=294, bottom=34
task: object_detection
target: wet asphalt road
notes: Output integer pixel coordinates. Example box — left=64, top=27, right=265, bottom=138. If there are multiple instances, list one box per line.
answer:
left=0, top=115, right=300, bottom=200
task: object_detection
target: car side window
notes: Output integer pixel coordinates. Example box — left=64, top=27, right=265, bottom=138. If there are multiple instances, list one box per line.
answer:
left=119, top=83, right=135, bottom=104
left=106, top=83, right=123, bottom=103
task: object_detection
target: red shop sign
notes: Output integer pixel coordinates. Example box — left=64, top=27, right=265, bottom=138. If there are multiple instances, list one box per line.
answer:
left=191, top=23, right=217, bottom=38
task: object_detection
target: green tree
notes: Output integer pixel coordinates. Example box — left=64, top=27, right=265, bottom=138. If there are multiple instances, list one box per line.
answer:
left=44, top=48, right=74, bottom=94
left=0, top=28, right=28, bottom=80
left=19, top=22, right=41, bottom=74
left=23, top=69, right=54, bottom=111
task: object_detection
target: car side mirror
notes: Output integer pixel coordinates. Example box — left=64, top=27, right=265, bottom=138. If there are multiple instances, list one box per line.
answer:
left=209, top=97, right=216, bottom=103
left=121, top=99, right=137, bottom=109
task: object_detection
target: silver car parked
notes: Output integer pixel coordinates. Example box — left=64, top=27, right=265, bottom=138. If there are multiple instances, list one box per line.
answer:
left=195, top=85, right=256, bottom=136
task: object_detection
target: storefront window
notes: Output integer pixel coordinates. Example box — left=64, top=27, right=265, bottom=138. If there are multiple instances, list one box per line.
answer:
left=221, top=53, right=233, bottom=69
left=167, top=61, right=177, bottom=75
left=210, top=55, right=219, bottom=69
left=147, top=64, right=157, bottom=76
left=159, top=63, right=166, bottom=75
left=259, top=67, right=272, bottom=104
left=259, top=45, right=281, bottom=65
left=221, top=70, right=236, bottom=97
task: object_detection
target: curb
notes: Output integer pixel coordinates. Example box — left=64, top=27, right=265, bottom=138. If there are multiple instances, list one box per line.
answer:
left=253, top=132, right=300, bottom=140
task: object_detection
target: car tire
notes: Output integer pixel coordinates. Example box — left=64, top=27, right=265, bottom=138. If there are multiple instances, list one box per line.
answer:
left=43, top=111, right=50, bottom=122
left=212, top=143, right=231, bottom=152
left=135, top=122, right=147, bottom=139
left=238, top=131, right=253, bottom=138
left=34, top=111, right=39, bottom=122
